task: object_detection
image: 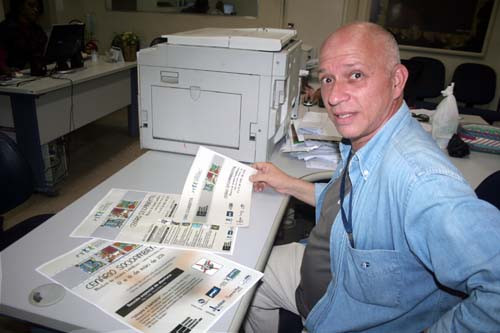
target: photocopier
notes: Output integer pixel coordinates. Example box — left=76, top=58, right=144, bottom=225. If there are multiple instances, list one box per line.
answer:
left=137, top=27, right=302, bottom=162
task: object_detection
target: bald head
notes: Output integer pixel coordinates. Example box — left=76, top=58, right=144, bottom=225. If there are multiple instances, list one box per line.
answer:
left=321, top=22, right=400, bottom=72
left=317, top=21, right=408, bottom=150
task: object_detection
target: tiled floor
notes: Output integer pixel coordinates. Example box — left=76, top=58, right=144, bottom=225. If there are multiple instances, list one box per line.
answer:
left=3, top=108, right=145, bottom=230
left=1, top=108, right=145, bottom=332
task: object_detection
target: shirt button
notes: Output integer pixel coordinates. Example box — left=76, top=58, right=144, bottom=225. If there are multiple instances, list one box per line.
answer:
left=361, top=261, right=370, bottom=269
left=363, top=170, right=369, bottom=177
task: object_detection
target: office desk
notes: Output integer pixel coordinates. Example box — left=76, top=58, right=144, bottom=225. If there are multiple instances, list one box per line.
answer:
left=1, top=146, right=498, bottom=332
left=298, top=105, right=498, bottom=188
left=448, top=151, right=500, bottom=188
left=0, top=150, right=290, bottom=332
left=0, top=60, right=138, bottom=194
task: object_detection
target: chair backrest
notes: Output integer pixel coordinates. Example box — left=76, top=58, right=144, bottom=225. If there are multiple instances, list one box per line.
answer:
left=401, top=58, right=424, bottom=108
left=0, top=132, right=34, bottom=215
left=475, top=170, right=500, bottom=209
left=410, top=56, right=446, bottom=100
left=452, top=63, right=496, bottom=108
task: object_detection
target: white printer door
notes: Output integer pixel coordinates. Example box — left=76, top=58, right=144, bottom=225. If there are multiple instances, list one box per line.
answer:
left=140, top=66, right=259, bottom=162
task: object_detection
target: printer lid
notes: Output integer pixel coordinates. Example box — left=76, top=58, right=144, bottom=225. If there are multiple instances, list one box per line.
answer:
left=162, top=28, right=297, bottom=51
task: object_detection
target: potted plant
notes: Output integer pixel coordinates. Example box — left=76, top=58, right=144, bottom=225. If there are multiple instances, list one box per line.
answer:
left=112, top=32, right=140, bottom=61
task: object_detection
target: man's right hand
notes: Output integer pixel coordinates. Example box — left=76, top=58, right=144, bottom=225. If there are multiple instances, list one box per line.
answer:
left=250, top=162, right=295, bottom=193
left=250, top=162, right=316, bottom=206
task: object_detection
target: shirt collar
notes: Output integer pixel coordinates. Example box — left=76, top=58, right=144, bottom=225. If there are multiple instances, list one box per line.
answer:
left=339, top=102, right=411, bottom=180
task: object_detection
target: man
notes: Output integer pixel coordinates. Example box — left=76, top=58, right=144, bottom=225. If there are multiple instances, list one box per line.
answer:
left=0, top=0, right=47, bottom=76
left=244, top=22, right=500, bottom=332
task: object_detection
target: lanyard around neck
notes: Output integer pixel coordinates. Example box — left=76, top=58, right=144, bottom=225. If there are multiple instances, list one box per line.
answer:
left=339, top=150, right=355, bottom=248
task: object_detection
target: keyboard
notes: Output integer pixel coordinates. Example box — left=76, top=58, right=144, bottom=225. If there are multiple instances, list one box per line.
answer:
left=0, top=75, right=38, bottom=86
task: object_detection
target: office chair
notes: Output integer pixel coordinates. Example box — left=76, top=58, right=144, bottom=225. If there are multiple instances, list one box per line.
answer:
left=0, top=132, right=53, bottom=251
left=401, top=58, right=424, bottom=108
left=475, top=170, right=500, bottom=209
left=409, top=56, right=446, bottom=108
left=452, top=63, right=496, bottom=108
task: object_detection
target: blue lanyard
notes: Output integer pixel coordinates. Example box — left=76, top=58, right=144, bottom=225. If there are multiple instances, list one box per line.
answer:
left=339, top=150, right=355, bottom=248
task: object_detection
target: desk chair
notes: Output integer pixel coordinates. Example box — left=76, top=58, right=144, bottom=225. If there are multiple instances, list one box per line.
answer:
left=452, top=63, right=496, bottom=108
left=0, top=132, right=53, bottom=251
left=409, top=56, right=446, bottom=109
left=401, top=58, right=424, bottom=108
left=475, top=170, right=500, bottom=209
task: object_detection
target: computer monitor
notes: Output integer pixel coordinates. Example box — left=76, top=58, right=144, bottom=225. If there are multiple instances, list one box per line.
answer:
left=45, top=23, right=85, bottom=73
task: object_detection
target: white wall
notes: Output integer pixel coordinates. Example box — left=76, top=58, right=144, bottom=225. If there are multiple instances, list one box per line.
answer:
left=284, top=0, right=345, bottom=56
left=231, top=0, right=259, bottom=17
left=44, top=0, right=85, bottom=25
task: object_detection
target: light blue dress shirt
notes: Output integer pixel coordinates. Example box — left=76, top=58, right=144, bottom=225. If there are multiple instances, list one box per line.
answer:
left=305, top=103, right=500, bottom=332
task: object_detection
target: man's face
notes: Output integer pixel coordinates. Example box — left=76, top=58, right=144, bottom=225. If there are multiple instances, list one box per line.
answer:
left=319, top=29, right=404, bottom=150
left=21, top=0, right=41, bottom=23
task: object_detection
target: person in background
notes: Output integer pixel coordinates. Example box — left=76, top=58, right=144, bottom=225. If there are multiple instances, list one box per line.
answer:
left=0, top=0, right=47, bottom=76
left=244, top=22, right=500, bottom=332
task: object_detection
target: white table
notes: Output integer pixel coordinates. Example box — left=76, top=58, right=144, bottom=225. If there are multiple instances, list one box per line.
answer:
left=0, top=59, right=138, bottom=194
left=0, top=147, right=498, bottom=332
left=448, top=151, right=500, bottom=188
left=299, top=105, right=499, bottom=188
left=0, top=150, right=290, bottom=332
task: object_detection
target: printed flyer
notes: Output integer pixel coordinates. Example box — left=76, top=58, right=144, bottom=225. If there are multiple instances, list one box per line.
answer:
left=174, top=146, right=256, bottom=227
left=37, top=239, right=263, bottom=333
left=71, top=189, right=237, bottom=254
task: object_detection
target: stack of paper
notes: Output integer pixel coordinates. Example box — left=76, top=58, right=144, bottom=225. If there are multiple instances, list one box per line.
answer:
left=290, top=140, right=341, bottom=170
left=281, top=111, right=341, bottom=170
left=296, top=111, right=342, bottom=141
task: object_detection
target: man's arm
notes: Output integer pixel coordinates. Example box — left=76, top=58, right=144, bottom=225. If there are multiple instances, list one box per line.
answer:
left=405, top=174, right=500, bottom=332
left=250, top=162, right=316, bottom=207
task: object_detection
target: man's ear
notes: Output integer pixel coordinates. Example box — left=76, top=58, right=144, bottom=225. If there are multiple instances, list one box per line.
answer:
left=392, top=63, right=408, bottom=99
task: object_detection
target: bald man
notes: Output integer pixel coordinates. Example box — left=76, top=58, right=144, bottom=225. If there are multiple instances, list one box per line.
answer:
left=243, top=22, right=500, bottom=333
